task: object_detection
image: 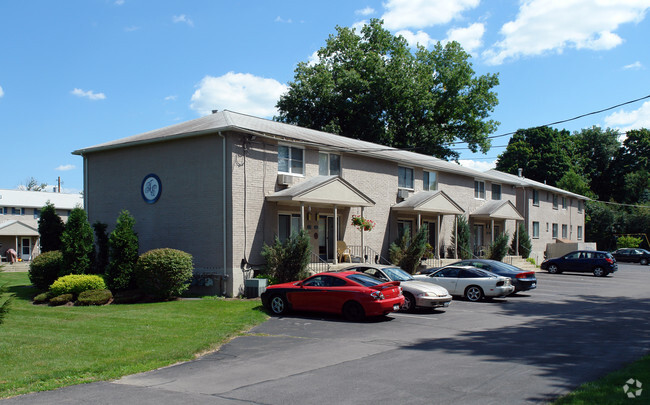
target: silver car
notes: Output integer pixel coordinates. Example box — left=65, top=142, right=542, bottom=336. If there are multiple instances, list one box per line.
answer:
left=414, top=265, right=514, bottom=302
left=342, top=265, right=452, bottom=312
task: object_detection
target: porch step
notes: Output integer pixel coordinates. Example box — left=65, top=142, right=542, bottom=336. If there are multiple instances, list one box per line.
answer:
left=1, top=261, right=30, bottom=272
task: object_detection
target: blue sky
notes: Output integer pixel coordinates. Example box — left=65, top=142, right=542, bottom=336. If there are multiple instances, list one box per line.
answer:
left=1, top=0, right=649, bottom=193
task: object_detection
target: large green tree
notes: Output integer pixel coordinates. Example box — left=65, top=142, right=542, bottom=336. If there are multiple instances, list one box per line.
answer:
left=38, top=201, right=65, bottom=252
left=495, top=126, right=573, bottom=186
left=275, top=19, right=500, bottom=160
left=106, top=210, right=139, bottom=291
left=60, top=207, right=95, bottom=275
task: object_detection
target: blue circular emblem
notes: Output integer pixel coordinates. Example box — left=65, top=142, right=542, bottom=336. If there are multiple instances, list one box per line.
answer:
left=141, top=174, right=162, bottom=204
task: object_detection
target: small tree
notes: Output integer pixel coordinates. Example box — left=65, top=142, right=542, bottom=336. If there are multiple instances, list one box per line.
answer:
left=449, top=215, right=472, bottom=259
left=60, top=207, right=95, bottom=275
left=261, top=230, right=311, bottom=284
left=106, top=210, right=139, bottom=291
left=38, top=201, right=65, bottom=253
left=617, top=235, right=643, bottom=249
left=509, top=223, right=532, bottom=259
left=488, top=232, right=510, bottom=261
left=93, top=222, right=109, bottom=275
left=399, top=225, right=429, bottom=274
left=388, top=230, right=410, bottom=265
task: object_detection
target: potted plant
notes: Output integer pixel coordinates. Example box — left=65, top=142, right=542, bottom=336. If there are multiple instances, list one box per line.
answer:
left=351, top=215, right=376, bottom=232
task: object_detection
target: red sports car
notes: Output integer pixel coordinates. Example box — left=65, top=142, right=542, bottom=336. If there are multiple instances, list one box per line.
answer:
left=260, top=271, right=404, bottom=321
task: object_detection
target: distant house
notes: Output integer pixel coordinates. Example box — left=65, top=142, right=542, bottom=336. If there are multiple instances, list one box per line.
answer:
left=73, top=110, right=582, bottom=296
left=0, top=190, right=83, bottom=261
left=486, top=169, right=589, bottom=262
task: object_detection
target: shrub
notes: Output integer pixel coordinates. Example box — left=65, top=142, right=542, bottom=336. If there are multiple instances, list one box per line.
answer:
left=49, top=294, right=74, bottom=306
left=388, top=230, right=409, bottom=265
left=488, top=232, right=510, bottom=261
left=49, top=274, right=107, bottom=298
left=93, top=222, right=109, bottom=275
left=77, top=289, right=113, bottom=306
left=509, top=223, right=532, bottom=259
left=106, top=210, right=139, bottom=291
left=261, top=231, right=311, bottom=284
left=617, top=235, right=643, bottom=249
left=399, top=225, right=429, bottom=274
left=38, top=201, right=65, bottom=253
left=33, top=291, right=53, bottom=304
left=526, top=257, right=536, bottom=266
left=60, top=207, right=95, bottom=275
left=134, top=248, right=193, bottom=300
left=449, top=215, right=472, bottom=259
left=29, top=250, right=64, bottom=291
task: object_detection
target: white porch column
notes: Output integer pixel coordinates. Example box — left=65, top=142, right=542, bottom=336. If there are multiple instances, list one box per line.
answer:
left=454, top=215, right=458, bottom=259
left=436, top=214, right=441, bottom=259
left=333, top=205, right=338, bottom=265
left=300, top=202, right=305, bottom=230
left=360, top=207, right=365, bottom=263
left=491, top=219, right=495, bottom=244
left=516, top=220, right=520, bottom=256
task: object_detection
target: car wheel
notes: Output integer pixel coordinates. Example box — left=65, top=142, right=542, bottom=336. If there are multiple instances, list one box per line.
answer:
left=401, top=292, right=416, bottom=313
left=269, top=294, right=288, bottom=315
left=640, top=258, right=648, bottom=265
left=593, top=267, right=608, bottom=277
left=547, top=264, right=560, bottom=274
left=342, top=301, right=366, bottom=321
left=465, top=285, right=484, bottom=302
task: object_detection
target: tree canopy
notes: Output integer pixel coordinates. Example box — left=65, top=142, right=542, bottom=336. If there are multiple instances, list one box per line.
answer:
left=275, top=19, right=500, bottom=160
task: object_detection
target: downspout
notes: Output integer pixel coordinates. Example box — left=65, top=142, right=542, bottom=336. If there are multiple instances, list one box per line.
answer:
left=219, top=132, right=228, bottom=296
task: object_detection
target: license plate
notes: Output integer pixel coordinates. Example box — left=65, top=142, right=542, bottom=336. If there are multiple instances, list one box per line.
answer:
left=531, top=283, right=536, bottom=287
left=442, top=301, right=450, bottom=307
left=393, top=304, right=400, bottom=311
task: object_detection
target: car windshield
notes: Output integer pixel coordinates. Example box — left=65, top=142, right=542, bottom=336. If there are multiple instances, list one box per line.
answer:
left=382, top=267, right=413, bottom=281
left=347, top=273, right=384, bottom=287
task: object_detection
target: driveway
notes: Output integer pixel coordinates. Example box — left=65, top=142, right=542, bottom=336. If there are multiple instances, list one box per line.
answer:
left=3, top=264, right=650, bottom=404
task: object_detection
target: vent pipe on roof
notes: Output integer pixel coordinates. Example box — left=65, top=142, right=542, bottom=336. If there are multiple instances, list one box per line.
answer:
left=518, top=168, right=523, bottom=178
left=212, top=109, right=219, bottom=114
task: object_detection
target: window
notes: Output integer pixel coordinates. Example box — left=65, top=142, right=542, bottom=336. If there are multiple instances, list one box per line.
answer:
left=577, top=226, right=583, bottom=240
left=398, top=167, right=414, bottom=189
left=12, top=208, right=24, bottom=215
left=33, top=208, right=40, bottom=219
left=319, top=152, right=340, bottom=176
left=532, top=222, right=540, bottom=239
left=533, top=189, right=539, bottom=206
left=423, top=171, right=437, bottom=191
left=578, top=200, right=583, bottom=213
left=552, top=223, right=558, bottom=238
left=474, top=180, right=485, bottom=199
left=562, top=224, right=568, bottom=239
left=491, top=183, right=501, bottom=200
left=562, top=197, right=567, bottom=210
left=553, top=194, right=558, bottom=210
left=0, top=207, right=5, bottom=215
left=278, top=213, right=301, bottom=242
left=278, top=145, right=304, bottom=175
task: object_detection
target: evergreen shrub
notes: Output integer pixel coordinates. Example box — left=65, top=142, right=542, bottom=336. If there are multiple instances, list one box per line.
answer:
left=29, top=250, right=63, bottom=291
left=49, top=294, right=74, bottom=306
left=77, top=289, right=113, bottom=306
left=134, top=248, right=193, bottom=300
left=49, top=274, right=107, bottom=298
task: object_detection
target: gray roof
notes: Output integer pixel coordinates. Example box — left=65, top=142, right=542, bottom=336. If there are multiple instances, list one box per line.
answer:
left=73, top=110, right=519, bottom=185
left=0, top=189, right=83, bottom=209
left=486, top=170, right=590, bottom=200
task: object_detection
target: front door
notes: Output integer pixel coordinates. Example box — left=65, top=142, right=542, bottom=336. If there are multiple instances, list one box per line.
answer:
left=318, top=216, right=336, bottom=261
left=473, top=225, right=484, bottom=256
left=21, top=237, right=31, bottom=260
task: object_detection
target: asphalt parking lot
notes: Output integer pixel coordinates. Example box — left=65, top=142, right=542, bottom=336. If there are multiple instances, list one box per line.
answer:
left=3, top=263, right=649, bottom=405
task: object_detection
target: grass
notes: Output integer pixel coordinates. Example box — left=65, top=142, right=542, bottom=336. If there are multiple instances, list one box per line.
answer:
left=553, top=354, right=650, bottom=404
left=0, top=272, right=268, bottom=399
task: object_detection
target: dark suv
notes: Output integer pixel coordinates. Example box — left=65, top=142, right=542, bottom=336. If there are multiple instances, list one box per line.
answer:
left=541, top=250, right=617, bottom=277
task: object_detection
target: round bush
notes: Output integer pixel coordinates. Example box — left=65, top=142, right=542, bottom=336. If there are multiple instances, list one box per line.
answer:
left=49, top=294, right=74, bottom=306
left=49, top=274, right=107, bottom=298
left=134, top=248, right=193, bottom=300
left=29, top=251, right=63, bottom=291
left=77, top=289, right=113, bottom=306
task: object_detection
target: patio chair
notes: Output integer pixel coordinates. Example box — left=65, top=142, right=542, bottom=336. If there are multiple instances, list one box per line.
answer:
left=337, top=241, right=352, bottom=263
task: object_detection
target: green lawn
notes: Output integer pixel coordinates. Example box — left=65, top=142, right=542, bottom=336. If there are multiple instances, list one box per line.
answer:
left=0, top=272, right=268, bottom=399
left=554, top=354, right=649, bottom=404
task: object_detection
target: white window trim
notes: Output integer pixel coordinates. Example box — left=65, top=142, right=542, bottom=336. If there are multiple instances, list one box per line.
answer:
left=319, top=151, right=341, bottom=176
left=474, top=180, right=486, bottom=200
left=278, top=144, right=305, bottom=176
left=532, top=221, right=540, bottom=239
left=532, top=189, right=540, bottom=207
left=423, top=170, right=438, bottom=191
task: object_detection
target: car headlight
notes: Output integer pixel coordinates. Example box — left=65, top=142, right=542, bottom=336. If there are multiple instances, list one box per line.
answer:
left=417, top=292, right=438, bottom=297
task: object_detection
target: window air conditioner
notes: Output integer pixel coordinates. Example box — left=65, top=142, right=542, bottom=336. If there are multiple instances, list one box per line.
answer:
left=277, top=174, right=294, bottom=186
left=397, top=189, right=410, bottom=200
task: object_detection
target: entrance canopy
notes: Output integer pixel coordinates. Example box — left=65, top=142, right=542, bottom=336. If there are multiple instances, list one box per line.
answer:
left=0, top=220, right=39, bottom=237
left=266, top=175, right=374, bottom=207
left=392, top=190, right=464, bottom=215
left=470, top=200, right=523, bottom=221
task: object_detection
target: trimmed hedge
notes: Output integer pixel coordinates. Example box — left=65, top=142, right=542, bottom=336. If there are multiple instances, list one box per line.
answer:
left=49, top=294, right=74, bottom=306
left=134, top=248, right=193, bottom=300
left=33, top=292, right=53, bottom=304
left=49, top=274, right=107, bottom=298
left=29, top=251, right=63, bottom=291
left=77, top=289, right=113, bottom=306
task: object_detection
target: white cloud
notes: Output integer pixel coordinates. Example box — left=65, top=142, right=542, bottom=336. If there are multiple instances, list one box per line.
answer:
left=396, top=29, right=435, bottom=48
left=382, top=0, right=480, bottom=30
left=483, top=0, right=650, bottom=65
left=445, top=22, right=485, bottom=54
left=71, top=88, right=106, bottom=100
left=623, top=61, right=643, bottom=70
left=275, top=16, right=293, bottom=23
left=114, top=0, right=125, bottom=5
left=458, top=159, right=497, bottom=172
left=164, top=95, right=177, bottom=101
left=307, top=51, right=320, bottom=66
left=351, top=20, right=368, bottom=32
left=356, top=7, right=375, bottom=16
left=190, top=72, right=288, bottom=118
left=0, top=85, right=4, bottom=98
left=173, top=14, right=194, bottom=27
left=55, top=164, right=76, bottom=171
left=604, top=100, right=650, bottom=132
